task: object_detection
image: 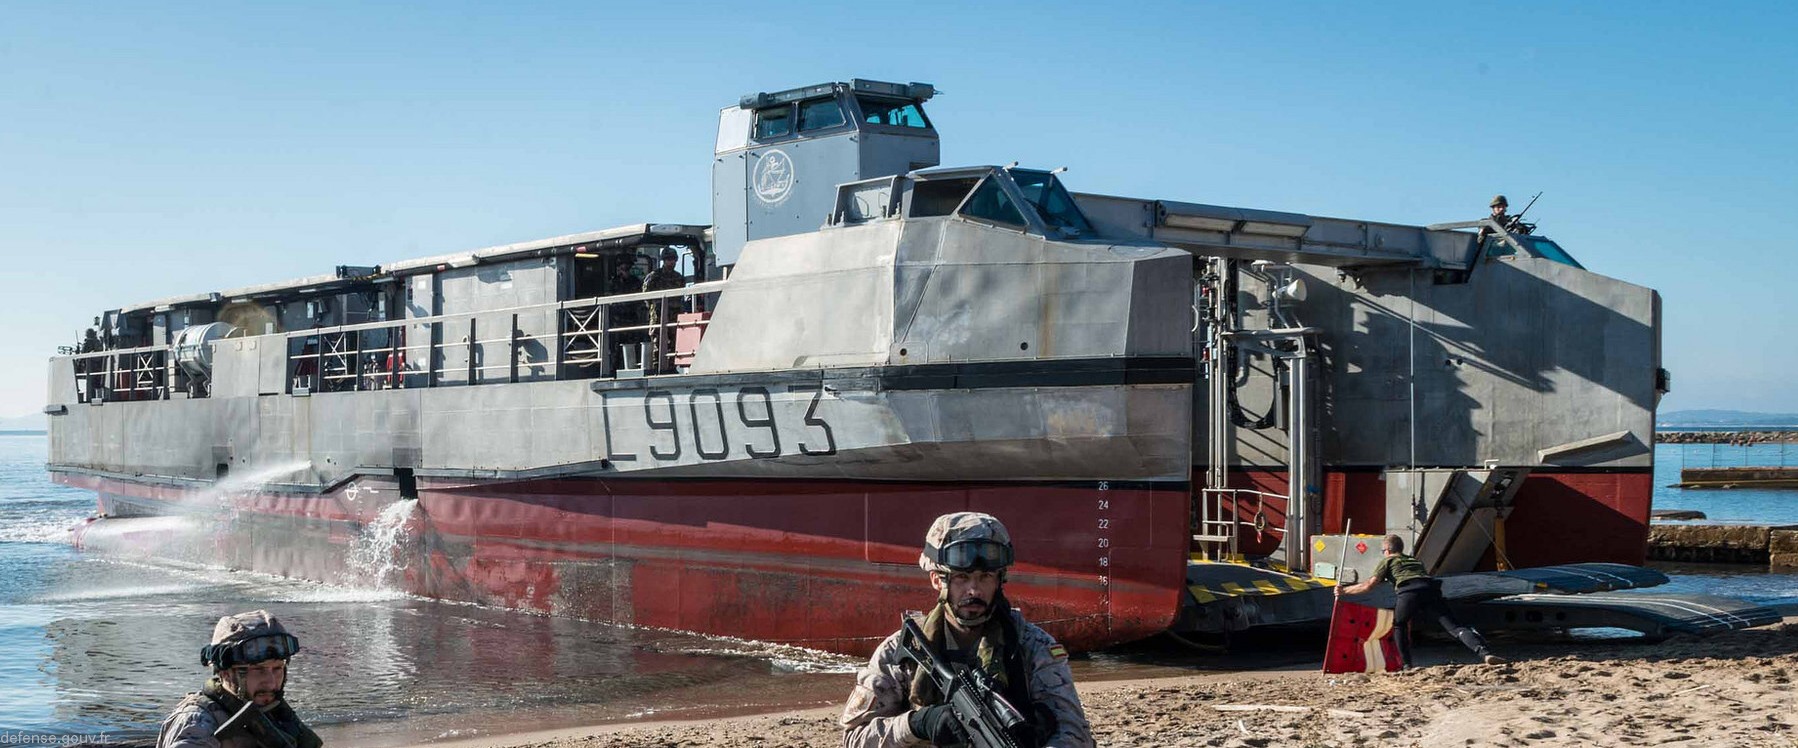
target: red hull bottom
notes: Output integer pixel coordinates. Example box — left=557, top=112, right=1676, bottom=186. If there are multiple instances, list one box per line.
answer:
left=58, top=473, right=1190, bottom=657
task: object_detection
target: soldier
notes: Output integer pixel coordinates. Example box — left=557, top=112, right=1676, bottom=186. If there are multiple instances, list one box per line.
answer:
left=1476, top=194, right=1512, bottom=247
left=1488, top=194, right=1511, bottom=227
left=157, top=610, right=323, bottom=748
left=608, top=257, right=645, bottom=353
left=1336, top=534, right=1505, bottom=668
left=840, top=512, right=1094, bottom=747
left=640, top=247, right=687, bottom=372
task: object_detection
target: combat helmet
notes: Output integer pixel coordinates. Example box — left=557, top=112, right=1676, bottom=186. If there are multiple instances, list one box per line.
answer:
left=1490, top=194, right=1509, bottom=208
left=918, top=512, right=1014, bottom=575
left=201, top=610, right=300, bottom=670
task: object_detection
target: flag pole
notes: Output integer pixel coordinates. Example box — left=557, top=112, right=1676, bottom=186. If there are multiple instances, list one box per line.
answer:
left=1322, top=519, right=1352, bottom=672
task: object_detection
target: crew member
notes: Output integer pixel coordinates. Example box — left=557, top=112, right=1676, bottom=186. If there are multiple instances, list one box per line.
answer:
left=1337, top=535, right=1505, bottom=668
left=1475, top=194, right=1513, bottom=248
left=641, top=247, right=687, bottom=372
left=840, top=512, right=1093, bottom=747
left=157, top=610, right=323, bottom=748
left=609, top=257, right=645, bottom=343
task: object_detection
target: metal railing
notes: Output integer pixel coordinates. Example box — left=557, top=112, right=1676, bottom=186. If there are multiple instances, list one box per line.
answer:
left=71, top=345, right=170, bottom=403
left=1668, top=441, right=1798, bottom=470
left=62, top=280, right=724, bottom=402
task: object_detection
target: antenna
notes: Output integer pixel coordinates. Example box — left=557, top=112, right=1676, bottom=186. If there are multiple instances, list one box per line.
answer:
left=1514, top=191, right=1543, bottom=220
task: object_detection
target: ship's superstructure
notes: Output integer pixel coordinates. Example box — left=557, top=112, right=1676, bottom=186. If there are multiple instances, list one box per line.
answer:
left=45, top=79, right=1667, bottom=654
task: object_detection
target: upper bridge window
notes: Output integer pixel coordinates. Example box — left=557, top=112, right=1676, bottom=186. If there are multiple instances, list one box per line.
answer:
left=858, top=96, right=930, bottom=129
left=754, top=106, right=793, bottom=140
left=799, top=98, right=846, bottom=131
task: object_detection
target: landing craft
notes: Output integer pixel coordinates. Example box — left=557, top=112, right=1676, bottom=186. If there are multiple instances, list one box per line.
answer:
left=46, top=78, right=1754, bottom=655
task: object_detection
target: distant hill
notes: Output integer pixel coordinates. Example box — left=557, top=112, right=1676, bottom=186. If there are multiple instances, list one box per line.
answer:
left=1658, top=409, right=1798, bottom=428
left=0, top=412, right=47, bottom=432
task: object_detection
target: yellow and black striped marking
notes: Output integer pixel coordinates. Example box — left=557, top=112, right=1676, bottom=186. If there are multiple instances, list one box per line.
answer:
left=1186, top=560, right=1335, bottom=605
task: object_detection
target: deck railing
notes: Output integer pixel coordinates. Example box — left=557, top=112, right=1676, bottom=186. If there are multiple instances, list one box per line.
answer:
left=61, top=281, right=723, bottom=402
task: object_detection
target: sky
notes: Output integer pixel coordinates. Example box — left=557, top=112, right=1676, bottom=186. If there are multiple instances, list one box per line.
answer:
left=2, top=2, right=1795, bottom=417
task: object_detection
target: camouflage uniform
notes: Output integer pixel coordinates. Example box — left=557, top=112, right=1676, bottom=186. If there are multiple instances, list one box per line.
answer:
left=641, top=264, right=687, bottom=327
left=641, top=257, right=686, bottom=369
left=840, top=512, right=1093, bottom=747
left=839, top=609, right=1093, bottom=747
left=157, top=690, right=259, bottom=748
left=157, top=682, right=320, bottom=748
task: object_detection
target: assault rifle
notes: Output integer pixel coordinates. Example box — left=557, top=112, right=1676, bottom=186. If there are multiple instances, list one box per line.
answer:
left=215, top=701, right=300, bottom=748
left=896, top=617, right=1038, bottom=748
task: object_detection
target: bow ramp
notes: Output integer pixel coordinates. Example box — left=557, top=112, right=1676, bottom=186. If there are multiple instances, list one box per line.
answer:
left=1176, top=559, right=1782, bottom=640
left=1443, top=564, right=1784, bottom=638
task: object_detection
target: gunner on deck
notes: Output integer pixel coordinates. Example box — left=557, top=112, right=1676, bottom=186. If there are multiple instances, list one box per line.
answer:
left=1477, top=194, right=1512, bottom=245
left=156, top=610, right=323, bottom=748
left=1337, top=535, right=1505, bottom=668
left=839, top=512, right=1093, bottom=747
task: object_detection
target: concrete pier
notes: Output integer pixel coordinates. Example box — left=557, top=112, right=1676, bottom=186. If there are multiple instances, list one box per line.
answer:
left=1647, top=524, right=1798, bottom=566
left=1675, top=466, right=1798, bottom=488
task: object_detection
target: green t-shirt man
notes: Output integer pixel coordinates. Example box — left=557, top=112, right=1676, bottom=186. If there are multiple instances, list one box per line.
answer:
left=1371, top=552, right=1430, bottom=588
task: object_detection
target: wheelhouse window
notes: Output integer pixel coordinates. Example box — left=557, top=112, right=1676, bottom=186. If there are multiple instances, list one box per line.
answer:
left=858, top=96, right=930, bottom=129
left=910, top=177, right=980, bottom=217
left=1522, top=237, right=1584, bottom=269
left=1009, top=169, right=1095, bottom=237
left=1484, top=235, right=1585, bottom=269
left=799, top=97, right=846, bottom=131
left=958, top=179, right=1027, bottom=227
left=754, top=105, right=793, bottom=140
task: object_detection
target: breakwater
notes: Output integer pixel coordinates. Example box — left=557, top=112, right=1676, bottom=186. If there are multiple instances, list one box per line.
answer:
left=1647, top=523, right=1798, bottom=567
left=1676, top=467, right=1798, bottom=489
left=1658, top=430, right=1798, bottom=445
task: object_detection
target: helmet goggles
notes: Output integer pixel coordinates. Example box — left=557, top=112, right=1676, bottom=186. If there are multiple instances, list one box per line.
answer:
left=203, top=633, right=300, bottom=670
left=934, top=538, right=1013, bottom=572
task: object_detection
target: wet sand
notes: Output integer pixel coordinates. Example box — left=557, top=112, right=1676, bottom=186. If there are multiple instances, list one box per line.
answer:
left=419, top=618, right=1798, bottom=748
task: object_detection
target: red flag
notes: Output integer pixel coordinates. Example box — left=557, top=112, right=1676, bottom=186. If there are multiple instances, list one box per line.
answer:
left=1323, top=599, right=1402, bottom=674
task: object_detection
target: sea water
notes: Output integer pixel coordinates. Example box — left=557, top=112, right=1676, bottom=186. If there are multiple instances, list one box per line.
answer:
left=0, top=433, right=855, bottom=747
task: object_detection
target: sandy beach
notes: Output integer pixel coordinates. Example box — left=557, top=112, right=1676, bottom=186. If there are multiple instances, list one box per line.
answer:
left=418, top=618, right=1798, bottom=748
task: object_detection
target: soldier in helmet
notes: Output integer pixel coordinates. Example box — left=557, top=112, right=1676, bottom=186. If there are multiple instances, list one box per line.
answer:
left=1489, top=195, right=1511, bottom=227
left=157, top=610, right=323, bottom=748
left=840, top=512, right=1094, bottom=747
left=1477, top=194, right=1512, bottom=247
left=641, top=247, right=687, bottom=373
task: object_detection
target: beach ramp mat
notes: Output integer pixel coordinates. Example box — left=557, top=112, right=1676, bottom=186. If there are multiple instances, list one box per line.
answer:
left=1322, top=599, right=1402, bottom=674
left=1460, top=592, right=1784, bottom=637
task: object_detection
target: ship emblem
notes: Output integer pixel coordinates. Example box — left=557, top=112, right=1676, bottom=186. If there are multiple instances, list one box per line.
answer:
left=753, top=149, right=796, bottom=205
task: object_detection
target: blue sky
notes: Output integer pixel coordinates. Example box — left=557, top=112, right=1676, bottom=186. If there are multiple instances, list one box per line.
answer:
left=2, top=2, right=1795, bottom=416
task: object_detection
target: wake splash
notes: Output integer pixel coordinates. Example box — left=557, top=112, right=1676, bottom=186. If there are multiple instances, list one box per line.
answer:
left=347, top=498, right=420, bottom=591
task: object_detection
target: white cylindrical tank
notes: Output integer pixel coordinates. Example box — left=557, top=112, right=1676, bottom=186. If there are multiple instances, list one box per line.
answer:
left=172, top=322, right=239, bottom=379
